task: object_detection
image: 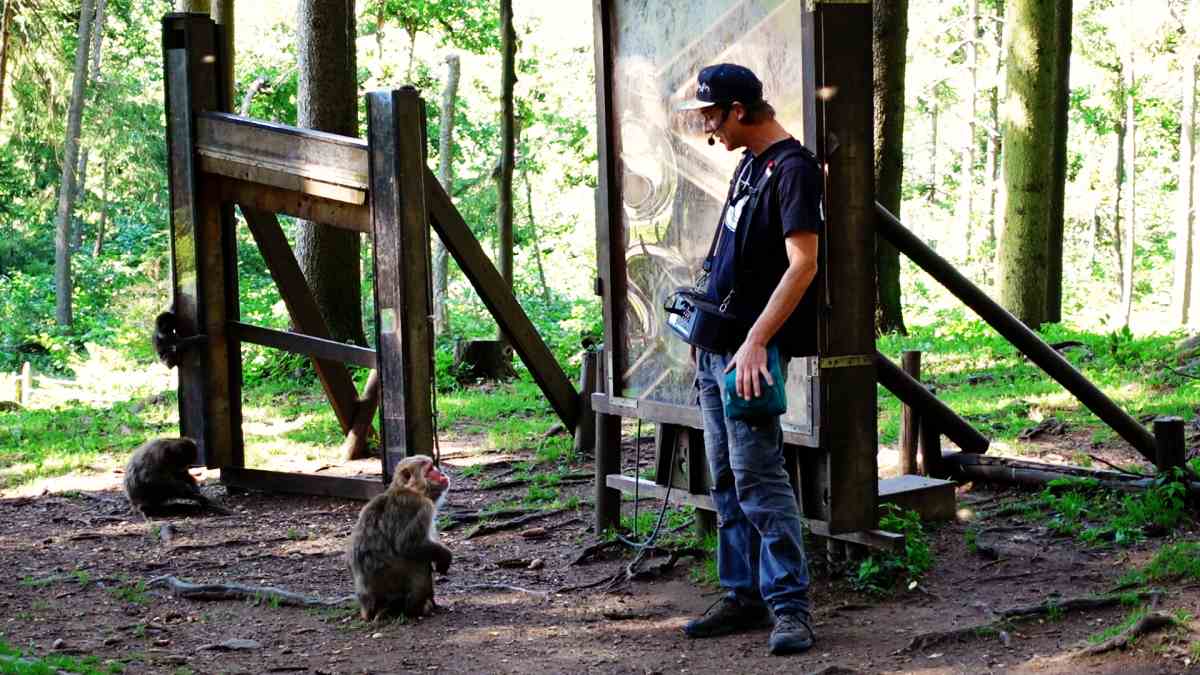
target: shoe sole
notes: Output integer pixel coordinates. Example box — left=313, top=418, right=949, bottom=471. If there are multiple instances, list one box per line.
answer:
left=684, top=616, right=773, bottom=639
left=768, top=639, right=814, bottom=655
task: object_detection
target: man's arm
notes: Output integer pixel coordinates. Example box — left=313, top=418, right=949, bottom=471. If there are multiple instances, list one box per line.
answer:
left=726, top=231, right=819, bottom=399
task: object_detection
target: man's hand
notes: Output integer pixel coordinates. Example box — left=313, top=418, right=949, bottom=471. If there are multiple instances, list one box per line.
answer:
left=724, top=340, right=773, bottom=399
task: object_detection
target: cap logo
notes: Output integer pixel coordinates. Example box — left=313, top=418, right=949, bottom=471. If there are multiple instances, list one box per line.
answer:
left=698, top=83, right=711, bottom=97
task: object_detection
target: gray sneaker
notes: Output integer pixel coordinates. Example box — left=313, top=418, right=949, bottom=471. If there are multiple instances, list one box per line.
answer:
left=683, top=594, right=771, bottom=638
left=768, top=613, right=815, bottom=655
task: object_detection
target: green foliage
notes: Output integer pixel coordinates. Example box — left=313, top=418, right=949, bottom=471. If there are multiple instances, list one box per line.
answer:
left=1119, top=542, right=1200, bottom=589
left=1088, top=606, right=1151, bottom=645
left=1032, top=475, right=1190, bottom=547
left=852, top=506, right=934, bottom=596
left=0, top=638, right=124, bottom=674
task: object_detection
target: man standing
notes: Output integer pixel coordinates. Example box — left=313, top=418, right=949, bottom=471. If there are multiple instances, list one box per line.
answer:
left=676, top=64, right=822, bottom=656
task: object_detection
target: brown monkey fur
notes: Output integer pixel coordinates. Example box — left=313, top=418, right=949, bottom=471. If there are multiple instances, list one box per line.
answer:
left=123, top=437, right=224, bottom=515
left=348, top=455, right=452, bottom=620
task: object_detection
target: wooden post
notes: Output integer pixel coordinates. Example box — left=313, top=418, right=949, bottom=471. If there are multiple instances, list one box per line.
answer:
left=815, top=0, right=878, bottom=534
left=594, top=410, right=622, bottom=535
left=367, top=88, right=435, bottom=480
left=572, top=350, right=598, bottom=458
left=900, top=350, right=921, bottom=475
left=919, top=412, right=944, bottom=479
left=1154, top=416, right=1186, bottom=477
left=162, top=13, right=242, bottom=468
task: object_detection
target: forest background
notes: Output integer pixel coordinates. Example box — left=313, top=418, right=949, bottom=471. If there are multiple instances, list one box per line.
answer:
left=0, top=0, right=1198, bottom=442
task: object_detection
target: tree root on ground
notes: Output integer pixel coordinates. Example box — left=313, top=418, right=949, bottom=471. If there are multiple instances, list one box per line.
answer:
left=450, top=583, right=551, bottom=600
left=558, top=546, right=709, bottom=594
left=441, top=507, right=536, bottom=531
left=1072, top=611, right=1178, bottom=657
left=898, top=590, right=1163, bottom=653
left=478, top=472, right=593, bottom=491
left=147, top=575, right=354, bottom=607
left=463, top=508, right=571, bottom=539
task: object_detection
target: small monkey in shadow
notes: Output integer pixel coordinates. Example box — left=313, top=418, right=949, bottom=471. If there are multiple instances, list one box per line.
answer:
left=153, top=310, right=206, bottom=369
left=124, top=437, right=230, bottom=517
left=348, top=455, right=452, bottom=621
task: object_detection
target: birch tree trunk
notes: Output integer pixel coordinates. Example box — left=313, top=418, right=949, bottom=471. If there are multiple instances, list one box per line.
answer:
left=959, top=0, right=979, bottom=245
left=987, top=0, right=1005, bottom=253
left=173, top=0, right=210, bottom=12
left=998, top=0, right=1057, bottom=327
left=1121, top=38, right=1137, bottom=327
left=1045, top=0, right=1072, bottom=324
left=1114, top=115, right=1125, bottom=285
left=52, top=0, right=96, bottom=327
left=433, top=53, right=460, bottom=336
left=523, top=168, right=550, bottom=303
left=873, top=0, right=909, bottom=335
left=1175, top=44, right=1197, bottom=326
left=295, top=0, right=366, bottom=345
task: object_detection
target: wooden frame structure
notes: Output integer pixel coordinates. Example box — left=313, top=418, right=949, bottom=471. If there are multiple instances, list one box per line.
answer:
left=162, top=13, right=580, bottom=498
left=588, top=0, right=976, bottom=551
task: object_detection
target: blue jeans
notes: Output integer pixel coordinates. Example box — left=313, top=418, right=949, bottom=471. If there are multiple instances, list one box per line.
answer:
left=697, top=350, right=811, bottom=617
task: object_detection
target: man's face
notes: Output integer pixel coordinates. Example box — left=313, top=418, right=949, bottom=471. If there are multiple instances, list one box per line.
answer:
left=700, top=104, right=739, bottom=150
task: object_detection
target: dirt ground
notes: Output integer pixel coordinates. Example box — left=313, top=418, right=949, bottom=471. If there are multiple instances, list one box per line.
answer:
left=2, top=432, right=1199, bottom=675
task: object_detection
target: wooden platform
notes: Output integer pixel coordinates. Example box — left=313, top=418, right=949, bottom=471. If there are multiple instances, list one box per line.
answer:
left=878, top=474, right=957, bottom=522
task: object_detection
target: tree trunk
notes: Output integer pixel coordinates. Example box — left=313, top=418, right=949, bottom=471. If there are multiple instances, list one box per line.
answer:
left=0, top=0, right=16, bottom=127
left=433, top=53, right=460, bottom=336
left=295, top=0, right=365, bottom=345
left=1114, top=114, right=1126, bottom=286
left=213, top=0, right=233, bottom=110
left=1176, top=43, right=1197, bottom=326
left=93, top=158, right=108, bottom=257
left=987, top=0, right=1005, bottom=253
left=928, top=100, right=938, bottom=203
left=1121, top=31, right=1136, bottom=328
left=91, top=0, right=107, bottom=75
left=498, top=0, right=515, bottom=290
left=998, top=0, right=1058, bottom=328
left=52, top=0, right=96, bottom=327
left=1045, top=0, right=1072, bottom=324
left=959, top=0, right=979, bottom=245
left=523, top=168, right=550, bottom=303
left=873, top=0, right=909, bottom=335
left=71, top=149, right=88, bottom=251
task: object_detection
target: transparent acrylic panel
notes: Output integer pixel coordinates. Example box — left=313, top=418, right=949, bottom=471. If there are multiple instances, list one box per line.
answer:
left=608, top=0, right=817, bottom=435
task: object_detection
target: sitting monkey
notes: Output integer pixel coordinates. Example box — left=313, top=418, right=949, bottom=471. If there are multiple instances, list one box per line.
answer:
left=123, top=437, right=228, bottom=516
left=348, top=455, right=452, bottom=620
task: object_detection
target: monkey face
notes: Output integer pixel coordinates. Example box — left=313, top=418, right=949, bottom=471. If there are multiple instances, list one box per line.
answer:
left=168, top=438, right=199, bottom=466
left=393, top=456, right=449, bottom=500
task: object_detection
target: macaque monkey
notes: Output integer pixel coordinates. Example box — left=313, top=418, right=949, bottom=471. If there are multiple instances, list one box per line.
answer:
left=153, top=310, right=206, bottom=369
left=124, top=437, right=228, bottom=516
left=348, top=455, right=452, bottom=620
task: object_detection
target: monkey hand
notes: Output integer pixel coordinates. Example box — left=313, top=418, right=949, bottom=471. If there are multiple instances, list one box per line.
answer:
left=435, top=550, right=452, bottom=574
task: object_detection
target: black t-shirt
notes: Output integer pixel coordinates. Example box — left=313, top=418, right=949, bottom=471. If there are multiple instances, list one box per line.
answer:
left=704, top=137, right=823, bottom=356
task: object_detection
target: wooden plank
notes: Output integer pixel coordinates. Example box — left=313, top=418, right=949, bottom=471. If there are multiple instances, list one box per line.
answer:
left=1154, top=417, right=1186, bottom=474
left=590, top=392, right=820, bottom=449
left=592, top=0, right=626, bottom=397
left=231, top=321, right=377, bottom=368
left=595, top=409, right=622, bottom=535
left=216, top=176, right=370, bottom=233
left=876, top=351, right=989, bottom=453
left=220, top=467, right=384, bottom=501
left=572, top=350, right=598, bottom=459
left=919, top=417, right=945, bottom=478
left=195, top=112, right=368, bottom=192
left=605, top=475, right=902, bottom=552
left=200, top=155, right=365, bottom=204
left=162, top=14, right=241, bottom=469
left=239, top=206, right=360, bottom=433
left=815, top=1, right=878, bottom=534
left=653, top=423, right=678, bottom=486
left=367, top=89, right=435, bottom=480
left=425, top=170, right=580, bottom=431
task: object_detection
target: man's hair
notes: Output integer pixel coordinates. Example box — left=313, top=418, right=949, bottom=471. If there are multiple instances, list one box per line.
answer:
left=738, top=99, right=776, bottom=124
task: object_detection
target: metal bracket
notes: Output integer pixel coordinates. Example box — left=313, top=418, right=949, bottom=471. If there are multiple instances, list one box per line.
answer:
left=818, top=354, right=873, bottom=369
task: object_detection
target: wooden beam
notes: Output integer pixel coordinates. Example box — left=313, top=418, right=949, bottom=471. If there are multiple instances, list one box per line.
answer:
left=367, top=89, right=436, bottom=479
left=876, top=203, right=1158, bottom=461
left=875, top=351, right=990, bottom=453
left=605, top=475, right=903, bottom=552
left=231, top=321, right=376, bottom=368
left=815, top=0, right=878, bottom=534
left=215, top=176, right=369, bottom=233
left=195, top=111, right=368, bottom=201
left=590, top=392, right=820, bottom=449
left=238, top=206, right=360, bottom=433
left=425, top=170, right=580, bottom=432
left=162, top=14, right=242, bottom=469
left=220, top=467, right=384, bottom=501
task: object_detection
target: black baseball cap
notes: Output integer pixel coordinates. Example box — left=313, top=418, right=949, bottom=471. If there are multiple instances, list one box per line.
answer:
left=676, top=63, right=764, bottom=111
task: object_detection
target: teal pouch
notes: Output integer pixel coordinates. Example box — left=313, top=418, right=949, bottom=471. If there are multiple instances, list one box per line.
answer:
left=723, top=345, right=788, bottom=420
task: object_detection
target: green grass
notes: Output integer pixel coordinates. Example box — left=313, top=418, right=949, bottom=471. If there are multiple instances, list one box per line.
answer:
left=1118, top=542, right=1200, bottom=588
left=852, top=506, right=934, bottom=596
left=1027, top=476, right=1191, bottom=547
left=1087, top=606, right=1151, bottom=645
left=0, top=639, right=124, bottom=674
